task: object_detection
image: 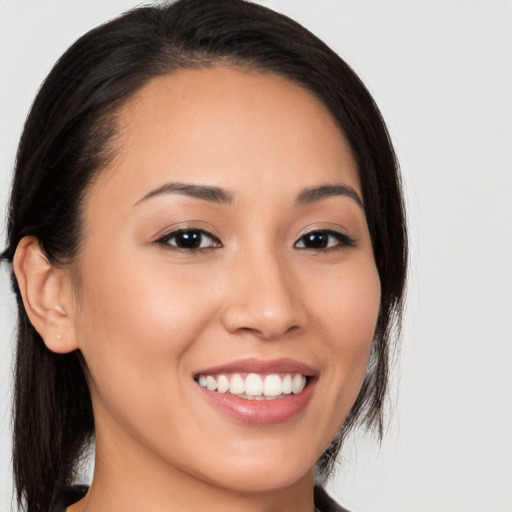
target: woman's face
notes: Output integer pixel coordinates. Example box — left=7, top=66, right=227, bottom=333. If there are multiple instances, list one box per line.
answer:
left=69, top=67, right=380, bottom=493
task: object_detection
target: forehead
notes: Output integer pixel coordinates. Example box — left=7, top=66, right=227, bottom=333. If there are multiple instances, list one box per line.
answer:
left=88, top=66, right=360, bottom=207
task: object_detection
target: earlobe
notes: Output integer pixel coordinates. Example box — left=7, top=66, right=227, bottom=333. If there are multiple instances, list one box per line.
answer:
left=13, top=236, right=79, bottom=354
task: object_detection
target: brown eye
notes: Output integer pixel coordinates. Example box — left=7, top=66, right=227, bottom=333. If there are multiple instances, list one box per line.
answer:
left=294, top=230, right=356, bottom=250
left=157, top=229, right=221, bottom=250
left=300, top=232, right=330, bottom=249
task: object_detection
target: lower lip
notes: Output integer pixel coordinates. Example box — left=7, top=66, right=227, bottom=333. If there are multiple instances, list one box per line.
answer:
left=197, top=379, right=316, bottom=425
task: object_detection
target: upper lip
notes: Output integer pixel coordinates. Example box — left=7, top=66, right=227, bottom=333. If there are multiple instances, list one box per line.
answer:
left=194, top=358, right=318, bottom=377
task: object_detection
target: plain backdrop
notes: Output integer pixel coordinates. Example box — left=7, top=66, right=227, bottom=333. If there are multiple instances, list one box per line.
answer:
left=1, top=1, right=511, bottom=511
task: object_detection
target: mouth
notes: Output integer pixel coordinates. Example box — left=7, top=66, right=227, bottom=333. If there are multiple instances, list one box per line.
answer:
left=193, top=359, right=317, bottom=424
left=195, top=372, right=310, bottom=400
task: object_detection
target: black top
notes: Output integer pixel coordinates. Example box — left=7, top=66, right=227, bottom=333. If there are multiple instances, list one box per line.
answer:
left=52, top=485, right=88, bottom=512
left=314, top=486, right=350, bottom=512
left=52, top=485, right=349, bottom=512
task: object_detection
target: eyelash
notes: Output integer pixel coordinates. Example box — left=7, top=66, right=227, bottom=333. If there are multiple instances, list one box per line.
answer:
left=154, top=228, right=356, bottom=253
left=294, top=229, right=357, bottom=251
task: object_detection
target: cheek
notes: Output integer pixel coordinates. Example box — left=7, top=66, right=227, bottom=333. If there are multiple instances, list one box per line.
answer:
left=341, top=265, right=380, bottom=365
left=72, top=253, right=226, bottom=457
left=73, top=251, right=219, bottom=396
left=310, top=258, right=380, bottom=345
left=309, top=258, right=381, bottom=396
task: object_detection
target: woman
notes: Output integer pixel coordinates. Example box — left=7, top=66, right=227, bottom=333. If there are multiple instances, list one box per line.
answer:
left=2, top=0, right=407, bottom=511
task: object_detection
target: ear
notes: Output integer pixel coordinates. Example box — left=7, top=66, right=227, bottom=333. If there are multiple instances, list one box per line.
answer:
left=13, top=236, right=79, bottom=354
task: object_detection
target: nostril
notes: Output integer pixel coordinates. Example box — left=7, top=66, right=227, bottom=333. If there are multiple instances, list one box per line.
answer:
left=233, top=322, right=301, bottom=340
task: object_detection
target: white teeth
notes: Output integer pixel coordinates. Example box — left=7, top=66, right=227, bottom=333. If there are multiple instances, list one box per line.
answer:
left=292, top=374, right=306, bottom=394
left=263, top=374, right=283, bottom=396
left=206, top=375, right=217, bottom=391
left=197, top=372, right=309, bottom=398
left=282, top=374, right=292, bottom=394
left=229, top=374, right=245, bottom=394
left=245, top=373, right=263, bottom=396
left=217, top=374, right=229, bottom=393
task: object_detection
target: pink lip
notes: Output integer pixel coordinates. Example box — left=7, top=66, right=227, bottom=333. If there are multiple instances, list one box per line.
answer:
left=194, top=357, right=318, bottom=377
left=194, top=358, right=318, bottom=425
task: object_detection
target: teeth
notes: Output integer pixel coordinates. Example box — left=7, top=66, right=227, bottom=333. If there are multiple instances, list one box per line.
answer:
left=217, top=374, right=230, bottom=394
left=229, top=374, right=244, bottom=394
left=263, top=374, right=282, bottom=396
left=197, top=372, right=307, bottom=398
left=206, top=375, right=217, bottom=391
left=245, top=373, right=263, bottom=396
left=292, top=374, right=305, bottom=394
left=282, top=374, right=292, bottom=394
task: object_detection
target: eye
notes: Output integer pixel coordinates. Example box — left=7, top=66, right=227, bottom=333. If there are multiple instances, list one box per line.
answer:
left=156, top=228, right=222, bottom=251
left=294, top=230, right=356, bottom=251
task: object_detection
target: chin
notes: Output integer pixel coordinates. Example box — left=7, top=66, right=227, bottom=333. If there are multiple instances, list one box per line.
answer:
left=192, top=448, right=316, bottom=494
left=212, top=470, right=312, bottom=494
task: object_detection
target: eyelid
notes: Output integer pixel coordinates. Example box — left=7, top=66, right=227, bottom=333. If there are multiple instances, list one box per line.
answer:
left=152, top=220, right=219, bottom=240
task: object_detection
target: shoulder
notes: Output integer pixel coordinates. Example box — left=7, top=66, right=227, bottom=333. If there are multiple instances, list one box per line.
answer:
left=314, top=485, right=351, bottom=512
left=51, top=485, right=89, bottom=512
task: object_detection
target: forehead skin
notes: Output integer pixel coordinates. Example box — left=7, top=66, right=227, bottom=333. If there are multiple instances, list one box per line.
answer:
left=88, top=66, right=361, bottom=207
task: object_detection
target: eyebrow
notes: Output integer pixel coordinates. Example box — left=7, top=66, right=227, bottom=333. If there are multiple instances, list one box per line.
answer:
left=295, top=184, right=364, bottom=208
left=135, top=182, right=234, bottom=206
left=134, top=181, right=363, bottom=209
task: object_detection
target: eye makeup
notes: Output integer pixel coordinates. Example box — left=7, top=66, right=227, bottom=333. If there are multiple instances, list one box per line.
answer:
left=294, top=229, right=357, bottom=251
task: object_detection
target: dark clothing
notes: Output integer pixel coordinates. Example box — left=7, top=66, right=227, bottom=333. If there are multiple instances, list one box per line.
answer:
left=52, top=484, right=349, bottom=512
left=52, top=485, right=88, bottom=511
left=314, top=486, right=350, bottom=512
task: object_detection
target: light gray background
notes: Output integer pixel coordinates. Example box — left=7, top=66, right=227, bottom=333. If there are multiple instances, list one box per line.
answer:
left=1, top=1, right=511, bottom=511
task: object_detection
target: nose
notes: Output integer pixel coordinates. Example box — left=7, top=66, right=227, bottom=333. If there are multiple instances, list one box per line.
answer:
left=220, top=249, right=307, bottom=340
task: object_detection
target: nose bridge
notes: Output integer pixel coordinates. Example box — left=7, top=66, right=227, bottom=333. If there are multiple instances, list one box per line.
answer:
left=221, top=242, right=305, bottom=338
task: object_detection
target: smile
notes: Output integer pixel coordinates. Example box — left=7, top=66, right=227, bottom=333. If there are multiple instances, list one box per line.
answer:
left=193, top=359, right=317, bottom=424
left=196, top=372, right=308, bottom=400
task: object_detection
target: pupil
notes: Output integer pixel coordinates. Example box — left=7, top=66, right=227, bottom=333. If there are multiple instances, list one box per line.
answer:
left=177, top=231, right=201, bottom=248
left=305, top=232, right=327, bottom=248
